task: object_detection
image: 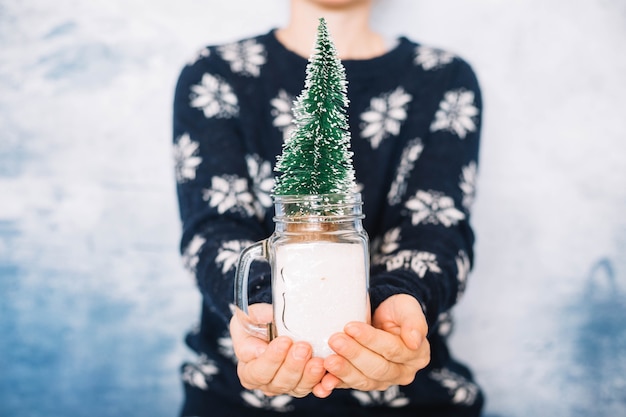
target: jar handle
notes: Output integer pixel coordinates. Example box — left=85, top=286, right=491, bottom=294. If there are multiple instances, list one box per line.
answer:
left=232, top=239, right=275, bottom=340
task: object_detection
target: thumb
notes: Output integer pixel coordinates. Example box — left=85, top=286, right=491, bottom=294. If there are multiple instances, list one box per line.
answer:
left=395, top=295, right=427, bottom=350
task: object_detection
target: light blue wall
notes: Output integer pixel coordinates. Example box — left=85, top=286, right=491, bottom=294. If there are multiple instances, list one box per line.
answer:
left=1, top=1, right=624, bottom=416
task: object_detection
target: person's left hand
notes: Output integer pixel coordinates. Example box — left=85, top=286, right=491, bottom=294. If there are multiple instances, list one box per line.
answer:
left=230, top=303, right=326, bottom=398
left=312, top=293, right=430, bottom=397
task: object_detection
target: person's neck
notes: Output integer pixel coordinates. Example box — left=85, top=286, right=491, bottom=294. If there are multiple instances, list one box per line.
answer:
left=276, top=1, right=386, bottom=60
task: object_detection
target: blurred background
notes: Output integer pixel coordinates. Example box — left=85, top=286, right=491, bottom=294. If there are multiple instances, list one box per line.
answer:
left=1, top=0, right=625, bottom=416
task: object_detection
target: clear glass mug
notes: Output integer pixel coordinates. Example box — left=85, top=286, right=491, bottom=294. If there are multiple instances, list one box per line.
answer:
left=234, top=193, right=370, bottom=357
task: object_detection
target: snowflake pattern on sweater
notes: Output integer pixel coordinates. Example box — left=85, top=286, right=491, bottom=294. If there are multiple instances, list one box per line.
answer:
left=173, top=30, right=483, bottom=416
left=360, top=87, right=412, bottom=149
left=173, top=133, right=202, bottom=183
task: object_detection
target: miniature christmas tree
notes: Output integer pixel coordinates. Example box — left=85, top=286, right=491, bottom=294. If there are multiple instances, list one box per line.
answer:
left=273, top=17, right=356, bottom=197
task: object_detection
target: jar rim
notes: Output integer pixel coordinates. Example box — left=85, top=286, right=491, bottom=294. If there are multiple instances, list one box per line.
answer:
left=272, top=192, right=362, bottom=204
left=272, top=192, right=364, bottom=221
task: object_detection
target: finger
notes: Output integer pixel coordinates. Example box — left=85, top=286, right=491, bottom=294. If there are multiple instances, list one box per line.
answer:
left=344, top=322, right=416, bottom=363
left=230, top=315, right=266, bottom=361
left=394, top=305, right=427, bottom=351
left=372, top=294, right=428, bottom=351
left=247, top=303, right=274, bottom=323
left=239, top=336, right=292, bottom=387
left=237, top=336, right=270, bottom=363
left=344, top=322, right=431, bottom=380
left=290, top=357, right=326, bottom=398
left=400, top=325, right=424, bottom=351
left=267, top=342, right=313, bottom=394
left=323, top=349, right=374, bottom=391
left=327, top=331, right=423, bottom=389
left=313, top=371, right=342, bottom=398
left=229, top=315, right=268, bottom=363
left=345, top=321, right=431, bottom=377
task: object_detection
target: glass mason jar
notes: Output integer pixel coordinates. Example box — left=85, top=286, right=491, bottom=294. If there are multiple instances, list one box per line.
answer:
left=234, top=193, right=370, bottom=358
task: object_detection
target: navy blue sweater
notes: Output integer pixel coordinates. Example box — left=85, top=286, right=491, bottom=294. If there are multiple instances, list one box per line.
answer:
left=173, top=30, right=484, bottom=416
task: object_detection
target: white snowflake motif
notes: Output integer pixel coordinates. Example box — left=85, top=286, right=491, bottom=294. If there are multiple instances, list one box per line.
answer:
left=241, top=389, right=293, bottom=412
left=437, top=311, right=454, bottom=338
left=414, top=45, right=455, bottom=71
left=360, top=87, right=412, bottom=149
left=215, top=239, right=253, bottom=274
left=379, top=227, right=401, bottom=255
left=379, top=250, right=441, bottom=278
left=352, top=385, right=409, bottom=408
left=456, top=250, right=470, bottom=300
left=217, top=334, right=237, bottom=363
left=173, top=133, right=202, bottom=183
left=371, top=227, right=401, bottom=264
left=430, top=89, right=478, bottom=139
left=430, top=368, right=479, bottom=406
left=460, top=161, right=478, bottom=211
left=405, top=190, right=465, bottom=227
left=190, top=73, right=239, bottom=119
left=181, top=355, right=219, bottom=391
left=202, top=175, right=255, bottom=216
left=387, top=138, right=424, bottom=205
left=187, top=46, right=210, bottom=66
left=218, top=39, right=266, bottom=77
left=245, top=154, right=274, bottom=218
left=182, top=235, right=206, bottom=275
left=270, top=89, right=296, bottom=141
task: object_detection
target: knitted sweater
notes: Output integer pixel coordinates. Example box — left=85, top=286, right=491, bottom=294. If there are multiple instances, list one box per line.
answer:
left=173, top=30, right=484, bottom=416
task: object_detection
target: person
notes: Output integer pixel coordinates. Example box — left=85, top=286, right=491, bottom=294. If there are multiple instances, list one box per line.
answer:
left=172, top=0, right=484, bottom=415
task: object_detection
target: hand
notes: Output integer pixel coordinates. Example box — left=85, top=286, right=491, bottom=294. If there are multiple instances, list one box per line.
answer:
left=314, top=294, right=430, bottom=396
left=229, top=303, right=326, bottom=398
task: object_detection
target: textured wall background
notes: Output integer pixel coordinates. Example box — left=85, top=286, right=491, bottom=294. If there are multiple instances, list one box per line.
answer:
left=1, top=1, right=625, bottom=416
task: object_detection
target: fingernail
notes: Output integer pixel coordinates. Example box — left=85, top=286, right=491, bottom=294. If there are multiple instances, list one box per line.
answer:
left=325, top=357, right=339, bottom=373
left=322, top=378, right=336, bottom=391
left=292, top=344, right=310, bottom=361
left=345, top=323, right=361, bottom=337
left=331, top=336, right=346, bottom=351
left=272, top=337, right=291, bottom=353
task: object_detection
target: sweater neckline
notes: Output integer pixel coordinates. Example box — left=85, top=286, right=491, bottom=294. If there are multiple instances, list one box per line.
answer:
left=263, top=29, right=414, bottom=77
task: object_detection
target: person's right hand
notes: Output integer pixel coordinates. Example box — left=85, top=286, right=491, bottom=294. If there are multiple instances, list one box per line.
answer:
left=229, top=303, right=327, bottom=398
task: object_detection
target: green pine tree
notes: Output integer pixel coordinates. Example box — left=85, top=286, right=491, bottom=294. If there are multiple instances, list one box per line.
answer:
left=273, top=17, right=356, bottom=197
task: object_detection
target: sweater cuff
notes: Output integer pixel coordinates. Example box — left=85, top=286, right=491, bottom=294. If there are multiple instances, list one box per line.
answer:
left=369, top=272, right=432, bottom=327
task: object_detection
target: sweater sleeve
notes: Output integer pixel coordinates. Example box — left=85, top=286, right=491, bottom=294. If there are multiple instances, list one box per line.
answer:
left=368, top=58, right=483, bottom=332
left=172, top=55, right=272, bottom=325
